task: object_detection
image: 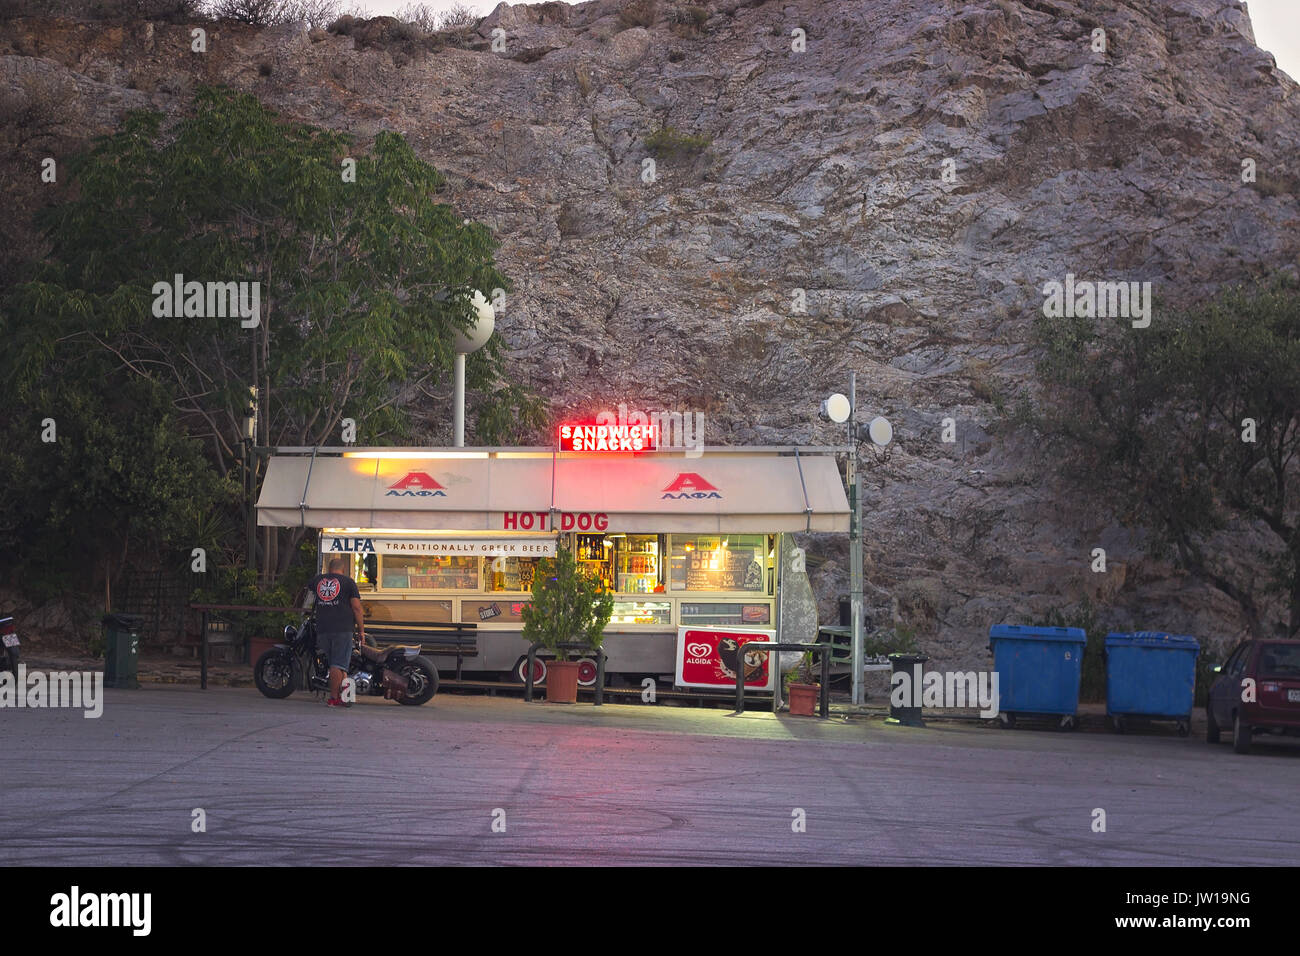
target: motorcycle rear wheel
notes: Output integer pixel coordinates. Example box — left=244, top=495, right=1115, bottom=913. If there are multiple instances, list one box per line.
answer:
left=396, top=656, right=438, bottom=706
left=254, top=650, right=300, bottom=699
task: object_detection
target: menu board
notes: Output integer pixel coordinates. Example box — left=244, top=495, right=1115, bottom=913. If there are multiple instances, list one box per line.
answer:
left=684, top=547, right=757, bottom=591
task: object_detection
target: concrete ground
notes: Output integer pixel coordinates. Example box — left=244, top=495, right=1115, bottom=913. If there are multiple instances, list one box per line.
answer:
left=2, top=684, right=1297, bottom=866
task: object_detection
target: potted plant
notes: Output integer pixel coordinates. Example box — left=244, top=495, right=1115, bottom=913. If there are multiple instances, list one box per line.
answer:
left=520, top=546, right=614, bottom=703
left=785, top=651, right=820, bottom=716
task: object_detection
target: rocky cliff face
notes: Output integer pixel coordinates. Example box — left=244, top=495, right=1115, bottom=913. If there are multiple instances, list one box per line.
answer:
left=3, top=0, right=1299, bottom=663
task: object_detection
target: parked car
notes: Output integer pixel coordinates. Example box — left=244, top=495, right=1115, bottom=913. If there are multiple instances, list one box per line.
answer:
left=1207, top=639, right=1300, bottom=754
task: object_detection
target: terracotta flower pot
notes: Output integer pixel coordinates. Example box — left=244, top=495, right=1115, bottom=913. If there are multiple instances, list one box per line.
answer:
left=787, top=682, right=820, bottom=716
left=546, top=660, right=581, bottom=703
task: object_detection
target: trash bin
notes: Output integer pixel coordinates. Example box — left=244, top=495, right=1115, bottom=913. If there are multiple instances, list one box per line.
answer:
left=886, top=653, right=929, bottom=727
left=987, top=625, right=1086, bottom=729
left=1104, top=631, right=1199, bottom=736
left=102, top=613, right=145, bottom=689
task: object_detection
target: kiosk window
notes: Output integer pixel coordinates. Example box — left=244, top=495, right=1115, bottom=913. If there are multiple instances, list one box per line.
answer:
left=488, top=556, right=541, bottom=593
left=380, top=555, right=479, bottom=591
left=669, top=535, right=766, bottom=592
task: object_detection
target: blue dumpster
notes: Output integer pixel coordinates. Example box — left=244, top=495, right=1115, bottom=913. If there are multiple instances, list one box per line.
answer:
left=1104, top=631, right=1199, bottom=736
left=987, top=625, right=1087, bottom=729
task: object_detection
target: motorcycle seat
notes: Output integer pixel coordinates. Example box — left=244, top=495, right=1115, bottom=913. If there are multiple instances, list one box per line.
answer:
left=357, top=643, right=418, bottom=664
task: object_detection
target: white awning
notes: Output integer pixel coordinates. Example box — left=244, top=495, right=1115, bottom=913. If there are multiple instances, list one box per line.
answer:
left=256, top=450, right=849, bottom=533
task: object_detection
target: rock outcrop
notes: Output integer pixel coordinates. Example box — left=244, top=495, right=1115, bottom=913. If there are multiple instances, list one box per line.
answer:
left=3, top=0, right=1299, bottom=663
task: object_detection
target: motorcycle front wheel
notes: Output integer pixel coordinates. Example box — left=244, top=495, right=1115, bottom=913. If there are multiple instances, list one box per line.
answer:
left=396, top=656, right=438, bottom=706
left=254, top=649, right=301, bottom=699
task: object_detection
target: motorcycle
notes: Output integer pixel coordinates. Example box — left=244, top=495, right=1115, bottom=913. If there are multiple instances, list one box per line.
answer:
left=253, top=615, right=438, bottom=706
left=1, top=616, right=18, bottom=677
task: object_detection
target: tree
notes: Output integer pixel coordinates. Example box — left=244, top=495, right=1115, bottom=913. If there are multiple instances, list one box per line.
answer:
left=1034, top=275, right=1300, bottom=636
left=0, top=372, right=231, bottom=605
left=520, top=548, right=614, bottom=662
left=3, top=86, right=538, bottom=591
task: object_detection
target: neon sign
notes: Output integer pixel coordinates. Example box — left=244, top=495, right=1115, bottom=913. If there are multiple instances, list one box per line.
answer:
left=558, top=422, right=658, bottom=452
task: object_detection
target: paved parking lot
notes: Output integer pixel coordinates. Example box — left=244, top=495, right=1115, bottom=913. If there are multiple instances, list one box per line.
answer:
left=2, top=685, right=1297, bottom=865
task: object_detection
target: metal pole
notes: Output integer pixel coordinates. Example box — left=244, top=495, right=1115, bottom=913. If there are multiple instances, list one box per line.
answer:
left=244, top=438, right=255, bottom=578
left=774, top=533, right=783, bottom=714
left=849, top=373, right=864, bottom=706
left=453, top=352, right=466, bottom=447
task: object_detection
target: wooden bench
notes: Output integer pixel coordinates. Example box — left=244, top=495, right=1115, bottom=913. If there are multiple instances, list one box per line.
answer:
left=366, top=621, right=479, bottom=681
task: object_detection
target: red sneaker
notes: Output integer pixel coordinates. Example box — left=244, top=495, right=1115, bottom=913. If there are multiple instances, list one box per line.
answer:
left=326, top=697, right=351, bottom=708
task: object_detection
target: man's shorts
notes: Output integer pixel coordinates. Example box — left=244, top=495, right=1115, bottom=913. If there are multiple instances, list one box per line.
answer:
left=316, top=630, right=353, bottom=670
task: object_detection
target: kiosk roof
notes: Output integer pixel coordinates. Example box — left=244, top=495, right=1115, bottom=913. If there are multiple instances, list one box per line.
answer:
left=256, top=448, right=850, bottom=534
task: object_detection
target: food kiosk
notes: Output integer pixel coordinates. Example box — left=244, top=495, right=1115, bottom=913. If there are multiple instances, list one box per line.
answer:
left=255, top=437, right=849, bottom=688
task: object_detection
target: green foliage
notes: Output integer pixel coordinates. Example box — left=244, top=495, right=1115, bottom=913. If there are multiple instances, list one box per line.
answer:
left=1033, top=275, right=1300, bottom=637
left=189, top=563, right=305, bottom=645
left=9, top=87, right=519, bottom=464
left=644, top=125, right=712, bottom=160
left=0, top=372, right=230, bottom=602
left=783, top=650, right=817, bottom=688
left=520, top=547, right=614, bottom=662
left=862, top=623, right=919, bottom=658
left=0, top=86, right=536, bottom=603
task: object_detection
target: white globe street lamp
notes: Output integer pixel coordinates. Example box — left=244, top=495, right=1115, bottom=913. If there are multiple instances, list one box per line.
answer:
left=453, top=290, right=495, bottom=447
left=820, top=392, right=851, bottom=424
left=867, top=416, right=893, bottom=447
left=819, top=381, right=893, bottom=707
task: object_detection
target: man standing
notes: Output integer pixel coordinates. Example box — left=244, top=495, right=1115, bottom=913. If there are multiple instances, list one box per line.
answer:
left=307, top=556, right=365, bottom=708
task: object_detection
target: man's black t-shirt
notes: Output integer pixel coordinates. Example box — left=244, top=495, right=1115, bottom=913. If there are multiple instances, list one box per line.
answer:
left=308, top=573, right=360, bottom=633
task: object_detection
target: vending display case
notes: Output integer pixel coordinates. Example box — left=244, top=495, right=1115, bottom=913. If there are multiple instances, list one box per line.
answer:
left=574, top=533, right=613, bottom=588
left=614, top=534, right=661, bottom=594
left=610, top=600, right=672, bottom=625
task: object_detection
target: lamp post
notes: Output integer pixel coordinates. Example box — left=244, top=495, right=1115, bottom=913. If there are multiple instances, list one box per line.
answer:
left=451, top=290, right=495, bottom=447
left=244, top=384, right=257, bottom=576
left=821, top=376, right=891, bottom=706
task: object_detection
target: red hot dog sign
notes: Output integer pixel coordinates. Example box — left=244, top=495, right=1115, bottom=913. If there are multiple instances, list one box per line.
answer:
left=501, top=511, right=608, bottom=532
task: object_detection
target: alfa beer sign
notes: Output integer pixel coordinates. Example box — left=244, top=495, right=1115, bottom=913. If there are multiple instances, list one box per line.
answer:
left=675, top=626, right=776, bottom=690
left=323, top=536, right=555, bottom=556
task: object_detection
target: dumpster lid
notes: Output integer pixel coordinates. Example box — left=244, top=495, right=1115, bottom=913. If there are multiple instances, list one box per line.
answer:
left=102, top=613, right=147, bottom=628
left=1104, top=631, right=1199, bottom=650
left=988, top=624, right=1086, bottom=643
